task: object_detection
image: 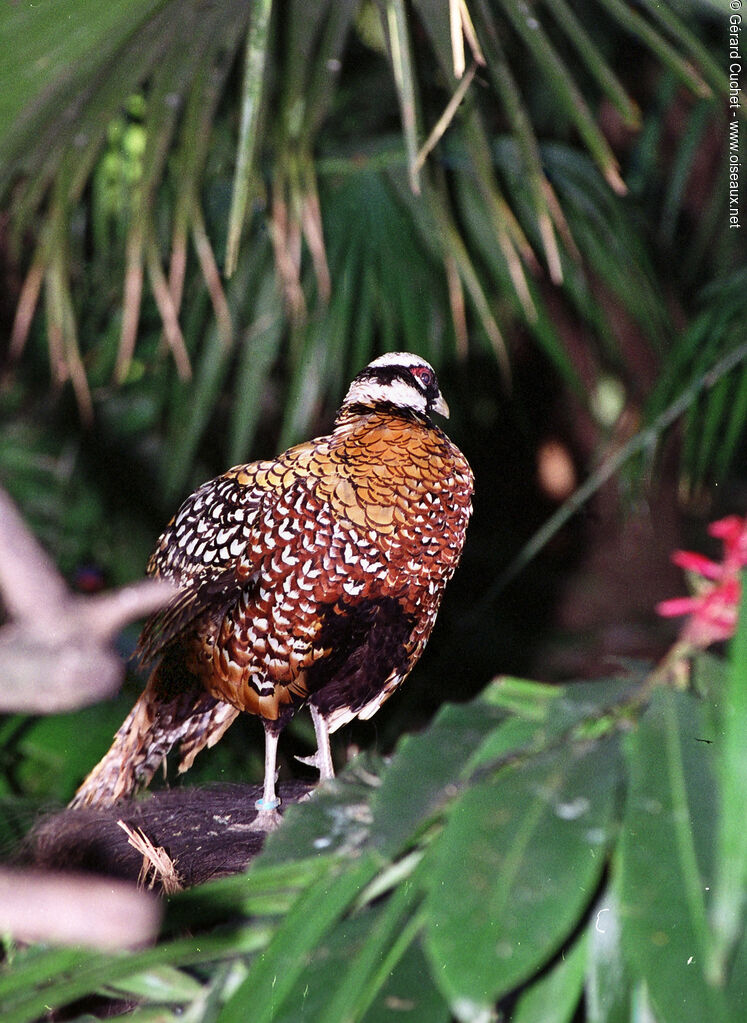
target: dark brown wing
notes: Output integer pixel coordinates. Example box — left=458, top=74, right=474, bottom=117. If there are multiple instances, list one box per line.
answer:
left=136, top=566, right=246, bottom=665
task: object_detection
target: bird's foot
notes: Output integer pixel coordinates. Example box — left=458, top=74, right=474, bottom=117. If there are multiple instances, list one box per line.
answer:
left=295, top=755, right=320, bottom=802
left=250, top=796, right=282, bottom=833
left=250, top=807, right=282, bottom=833
left=295, top=751, right=323, bottom=771
left=295, top=749, right=335, bottom=783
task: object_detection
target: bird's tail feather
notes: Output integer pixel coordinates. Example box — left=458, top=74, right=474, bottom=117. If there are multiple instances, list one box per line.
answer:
left=69, top=675, right=239, bottom=809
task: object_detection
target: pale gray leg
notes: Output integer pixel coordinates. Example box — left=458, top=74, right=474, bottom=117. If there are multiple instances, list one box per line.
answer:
left=295, top=703, right=335, bottom=781
left=255, top=723, right=280, bottom=813
left=311, top=703, right=335, bottom=781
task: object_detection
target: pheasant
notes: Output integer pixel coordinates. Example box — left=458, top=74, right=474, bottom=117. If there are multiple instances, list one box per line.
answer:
left=71, top=352, right=474, bottom=818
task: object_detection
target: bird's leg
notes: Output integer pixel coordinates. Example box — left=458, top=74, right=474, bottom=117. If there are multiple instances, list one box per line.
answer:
left=254, top=722, right=281, bottom=819
left=295, top=703, right=335, bottom=782
left=311, top=704, right=335, bottom=781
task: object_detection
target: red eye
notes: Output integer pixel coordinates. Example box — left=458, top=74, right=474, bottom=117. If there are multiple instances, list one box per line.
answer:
left=411, top=366, right=434, bottom=388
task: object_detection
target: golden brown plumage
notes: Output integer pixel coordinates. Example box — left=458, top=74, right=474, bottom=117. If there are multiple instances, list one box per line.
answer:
left=71, top=353, right=473, bottom=813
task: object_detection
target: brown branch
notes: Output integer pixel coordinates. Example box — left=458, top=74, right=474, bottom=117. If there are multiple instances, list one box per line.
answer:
left=0, top=492, right=185, bottom=952
left=25, top=781, right=313, bottom=888
left=0, top=868, right=161, bottom=950
left=0, top=487, right=176, bottom=713
left=192, top=205, right=233, bottom=350
left=145, top=221, right=192, bottom=381
left=115, top=228, right=144, bottom=383
left=0, top=488, right=69, bottom=622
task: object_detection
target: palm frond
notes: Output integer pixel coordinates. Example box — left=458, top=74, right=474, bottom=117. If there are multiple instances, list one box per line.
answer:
left=0, top=0, right=738, bottom=502
left=646, top=270, right=747, bottom=496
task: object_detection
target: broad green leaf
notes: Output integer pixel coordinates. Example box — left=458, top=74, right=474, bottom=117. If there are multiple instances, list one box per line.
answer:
left=370, top=697, right=506, bottom=856
left=372, top=675, right=640, bottom=859
left=481, top=674, right=643, bottom=723
left=258, top=756, right=384, bottom=864
left=0, top=928, right=272, bottom=1023
left=585, top=887, right=632, bottom=1023
left=217, top=854, right=380, bottom=1023
left=316, top=879, right=422, bottom=1023
left=423, top=737, right=620, bottom=1012
left=709, top=572, right=747, bottom=984
left=260, top=907, right=384, bottom=1023
left=691, top=651, right=728, bottom=707
left=480, top=675, right=563, bottom=718
left=725, top=925, right=747, bottom=1020
left=618, top=688, right=728, bottom=1023
left=265, top=902, right=446, bottom=1023
left=103, top=964, right=204, bottom=1003
left=163, top=856, right=332, bottom=932
left=511, top=932, right=587, bottom=1023
left=362, top=938, right=450, bottom=1023
left=472, top=675, right=644, bottom=771
left=0, top=946, right=90, bottom=1006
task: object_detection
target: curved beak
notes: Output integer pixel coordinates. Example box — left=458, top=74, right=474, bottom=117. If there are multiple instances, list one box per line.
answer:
left=433, top=393, right=450, bottom=418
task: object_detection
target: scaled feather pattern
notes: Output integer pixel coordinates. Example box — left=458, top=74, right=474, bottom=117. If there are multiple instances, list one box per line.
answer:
left=71, top=353, right=473, bottom=811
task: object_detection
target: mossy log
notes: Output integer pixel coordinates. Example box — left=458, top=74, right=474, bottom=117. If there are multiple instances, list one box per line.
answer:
left=24, top=781, right=313, bottom=890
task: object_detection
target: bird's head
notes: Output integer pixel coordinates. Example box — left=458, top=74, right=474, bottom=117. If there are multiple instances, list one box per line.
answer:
left=338, top=352, right=449, bottom=423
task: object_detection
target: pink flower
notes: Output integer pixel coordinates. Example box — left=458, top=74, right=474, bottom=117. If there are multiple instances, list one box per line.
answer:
left=656, top=515, right=747, bottom=649
left=709, top=515, right=747, bottom=568
left=670, top=550, right=722, bottom=580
